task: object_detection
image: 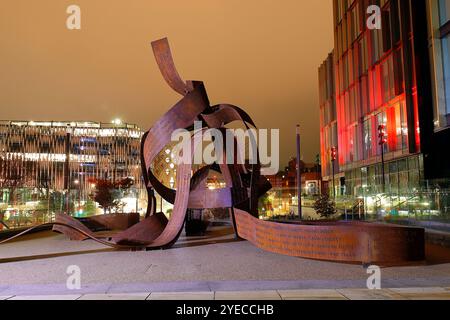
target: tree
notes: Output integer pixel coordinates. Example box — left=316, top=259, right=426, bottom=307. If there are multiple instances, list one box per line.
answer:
left=90, top=178, right=134, bottom=214
left=0, top=155, right=33, bottom=227
left=258, top=193, right=272, bottom=213
left=83, top=199, right=97, bottom=216
left=313, top=194, right=337, bottom=219
left=0, top=155, right=29, bottom=207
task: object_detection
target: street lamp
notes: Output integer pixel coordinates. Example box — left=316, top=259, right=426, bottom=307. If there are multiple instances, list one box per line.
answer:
left=330, top=147, right=337, bottom=199
left=73, top=179, right=81, bottom=215
left=296, top=125, right=302, bottom=220
left=378, top=124, right=387, bottom=193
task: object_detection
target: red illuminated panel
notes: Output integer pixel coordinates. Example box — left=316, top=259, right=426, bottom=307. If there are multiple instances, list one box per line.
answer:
left=412, top=90, right=421, bottom=152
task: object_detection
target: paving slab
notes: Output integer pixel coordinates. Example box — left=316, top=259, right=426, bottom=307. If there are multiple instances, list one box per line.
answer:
left=108, top=281, right=211, bottom=293
left=337, top=289, right=405, bottom=300
left=0, top=231, right=109, bottom=262
left=4, top=288, right=450, bottom=300
left=389, top=287, right=448, bottom=294
left=0, top=283, right=111, bottom=296
left=148, top=292, right=214, bottom=300
left=78, top=293, right=150, bottom=300
left=389, top=287, right=450, bottom=300
left=0, top=296, right=13, bottom=300
left=215, top=290, right=281, bottom=300
left=2, top=227, right=450, bottom=297
left=278, top=289, right=346, bottom=300
left=8, top=295, right=81, bottom=300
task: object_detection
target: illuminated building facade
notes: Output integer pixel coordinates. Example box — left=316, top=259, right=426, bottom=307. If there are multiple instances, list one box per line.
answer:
left=319, top=0, right=450, bottom=197
left=428, top=0, right=450, bottom=131
left=0, top=120, right=143, bottom=215
left=318, top=52, right=341, bottom=196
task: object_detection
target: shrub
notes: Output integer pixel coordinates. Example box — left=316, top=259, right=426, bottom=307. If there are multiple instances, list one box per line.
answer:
left=313, top=194, right=337, bottom=219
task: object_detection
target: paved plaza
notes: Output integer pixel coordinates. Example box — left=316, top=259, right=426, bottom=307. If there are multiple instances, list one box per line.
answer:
left=1, top=226, right=450, bottom=299
left=2, top=287, right=450, bottom=300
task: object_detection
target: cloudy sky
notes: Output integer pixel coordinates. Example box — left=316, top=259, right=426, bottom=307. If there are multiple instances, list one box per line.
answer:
left=0, top=0, right=334, bottom=166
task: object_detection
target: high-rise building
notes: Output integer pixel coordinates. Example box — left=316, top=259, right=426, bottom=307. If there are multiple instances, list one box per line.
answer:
left=318, top=0, right=450, bottom=198
left=318, top=52, right=341, bottom=196
left=427, top=1, right=450, bottom=130
left=0, top=120, right=143, bottom=215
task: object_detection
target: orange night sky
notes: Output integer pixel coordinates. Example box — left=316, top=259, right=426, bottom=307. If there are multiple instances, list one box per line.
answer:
left=0, top=0, right=334, bottom=166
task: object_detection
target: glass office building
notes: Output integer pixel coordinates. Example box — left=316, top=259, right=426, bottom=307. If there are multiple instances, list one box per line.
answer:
left=318, top=52, right=342, bottom=196
left=319, top=0, right=450, bottom=199
left=0, top=120, right=144, bottom=226
left=428, top=0, right=450, bottom=130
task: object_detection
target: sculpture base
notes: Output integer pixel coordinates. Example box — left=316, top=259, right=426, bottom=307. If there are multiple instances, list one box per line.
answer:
left=234, top=209, right=425, bottom=264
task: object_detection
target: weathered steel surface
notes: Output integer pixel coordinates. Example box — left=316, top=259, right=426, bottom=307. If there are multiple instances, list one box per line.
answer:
left=234, top=209, right=425, bottom=263
left=1, top=221, right=135, bottom=250
left=85, top=213, right=140, bottom=231
left=151, top=37, right=192, bottom=96
left=0, top=37, right=425, bottom=264
left=52, top=213, right=140, bottom=241
left=112, top=212, right=168, bottom=245
left=52, top=213, right=94, bottom=241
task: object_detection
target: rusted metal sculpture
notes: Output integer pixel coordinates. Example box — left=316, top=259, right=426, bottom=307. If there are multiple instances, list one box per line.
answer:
left=52, top=212, right=140, bottom=240
left=0, top=38, right=425, bottom=264
left=235, top=210, right=424, bottom=263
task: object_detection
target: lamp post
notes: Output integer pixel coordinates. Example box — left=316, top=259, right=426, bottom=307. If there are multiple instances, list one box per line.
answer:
left=378, top=124, right=387, bottom=194
left=315, top=153, right=321, bottom=194
left=330, top=147, right=337, bottom=199
left=74, top=179, right=81, bottom=215
left=296, top=125, right=302, bottom=220
left=65, top=189, right=70, bottom=215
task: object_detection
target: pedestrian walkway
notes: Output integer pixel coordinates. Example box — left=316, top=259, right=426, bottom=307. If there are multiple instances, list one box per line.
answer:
left=2, top=287, right=450, bottom=300
left=2, top=227, right=450, bottom=301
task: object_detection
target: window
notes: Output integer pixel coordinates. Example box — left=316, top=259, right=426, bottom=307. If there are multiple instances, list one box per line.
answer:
left=428, top=0, right=450, bottom=129
left=361, top=76, right=370, bottom=115
left=394, top=102, right=408, bottom=151
left=363, top=118, right=372, bottom=159
left=331, top=123, right=338, bottom=154
left=393, top=48, right=404, bottom=95
left=351, top=124, right=360, bottom=161
left=382, top=6, right=392, bottom=52
left=439, top=0, right=450, bottom=25
left=381, top=59, right=390, bottom=103
left=398, top=159, right=409, bottom=194
left=390, top=0, right=401, bottom=44
left=387, top=161, right=399, bottom=194
left=370, top=66, right=382, bottom=110
left=359, top=34, right=369, bottom=75
left=376, top=112, right=388, bottom=154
